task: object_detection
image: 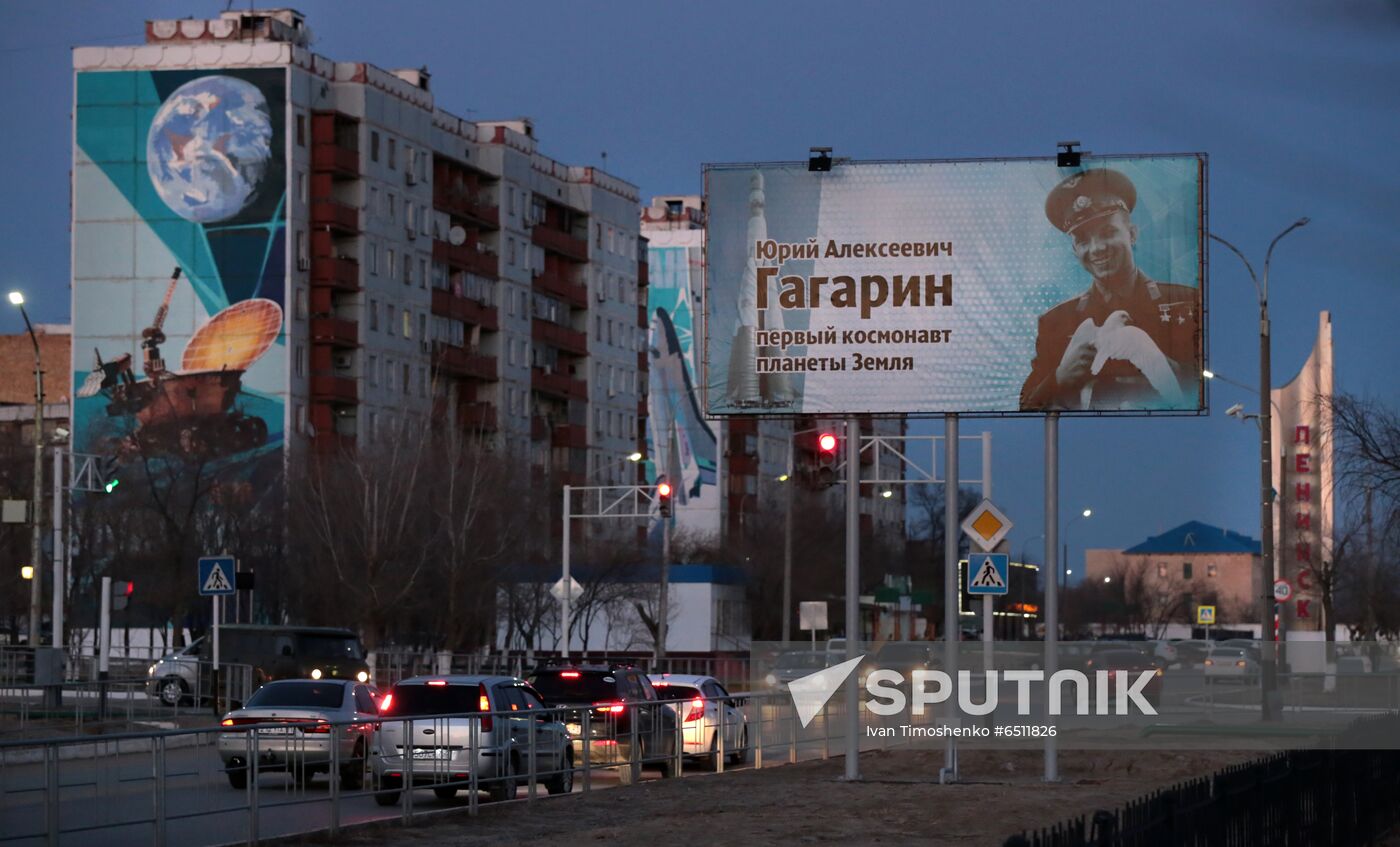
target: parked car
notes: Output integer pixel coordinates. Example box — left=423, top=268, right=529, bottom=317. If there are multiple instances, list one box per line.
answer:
left=1092, top=649, right=1164, bottom=709
left=147, top=626, right=371, bottom=707
left=1086, top=641, right=1161, bottom=671
left=648, top=674, right=748, bottom=770
left=1172, top=640, right=1213, bottom=667
left=217, top=679, right=381, bottom=789
left=370, top=675, right=573, bottom=806
left=528, top=664, right=678, bottom=786
left=1204, top=647, right=1259, bottom=684
left=763, top=650, right=831, bottom=687
left=1151, top=640, right=1179, bottom=667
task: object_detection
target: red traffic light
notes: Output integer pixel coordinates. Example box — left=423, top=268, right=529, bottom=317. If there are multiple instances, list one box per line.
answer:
left=123, top=581, right=134, bottom=596
left=818, top=432, right=838, bottom=453
left=657, top=481, right=673, bottom=498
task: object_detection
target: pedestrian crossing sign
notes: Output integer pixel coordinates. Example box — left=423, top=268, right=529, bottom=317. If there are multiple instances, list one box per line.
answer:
left=1196, top=605, right=1216, bottom=625
left=967, top=553, right=1010, bottom=595
left=198, top=556, right=237, bottom=596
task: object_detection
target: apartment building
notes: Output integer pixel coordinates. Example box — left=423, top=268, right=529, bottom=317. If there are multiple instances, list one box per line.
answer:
left=71, top=9, right=645, bottom=488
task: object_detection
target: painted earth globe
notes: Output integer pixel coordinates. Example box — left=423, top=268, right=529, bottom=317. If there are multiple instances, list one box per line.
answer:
left=146, top=75, right=272, bottom=223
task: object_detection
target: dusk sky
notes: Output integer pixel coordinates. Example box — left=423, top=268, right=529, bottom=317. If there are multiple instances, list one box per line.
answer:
left=1, top=1, right=1396, bottom=578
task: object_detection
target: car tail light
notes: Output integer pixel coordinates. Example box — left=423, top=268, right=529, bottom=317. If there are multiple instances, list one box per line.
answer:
left=1205, top=659, right=1214, bottom=666
left=1236, top=660, right=1246, bottom=668
left=478, top=683, right=493, bottom=732
left=593, top=701, right=626, bottom=715
left=560, top=671, right=580, bottom=678
left=380, top=693, right=394, bottom=713
left=684, top=698, right=705, bottom=722
left=427, top=680, right=448, bottom=687
left=220, top=718, right=235, bottom=726
left=304, top=720, right=332, bottom=734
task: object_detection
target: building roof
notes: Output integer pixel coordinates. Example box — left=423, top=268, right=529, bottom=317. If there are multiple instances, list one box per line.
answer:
left=1124, top=520, right=1261, bottom=555
left=0, top=329, right=70, bottom=406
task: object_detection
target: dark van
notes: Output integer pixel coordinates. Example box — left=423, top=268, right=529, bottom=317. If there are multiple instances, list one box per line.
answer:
left=146, top=625, right=370, bottom=706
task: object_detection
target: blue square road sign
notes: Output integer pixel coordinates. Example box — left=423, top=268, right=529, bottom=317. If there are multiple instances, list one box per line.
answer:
left=967, top=553, right=1010, bottom=596
left=198, top=556, right=237, bottom=596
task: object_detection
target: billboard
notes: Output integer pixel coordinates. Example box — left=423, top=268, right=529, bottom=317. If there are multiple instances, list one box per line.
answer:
left=703, top=155, right=1206, bottom=416
left=72, top=68, right=287, bottom=494
left=645, top=230, right=721, bottom=537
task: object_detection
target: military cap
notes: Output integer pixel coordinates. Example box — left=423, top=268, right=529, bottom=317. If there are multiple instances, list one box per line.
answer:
left=1045, top=168, right=1137, bottom=234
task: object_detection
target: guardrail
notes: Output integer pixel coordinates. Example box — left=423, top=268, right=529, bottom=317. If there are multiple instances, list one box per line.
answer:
left=0, top=664, right=256, bottom=737
left=0, top=689, right=865, bottom=847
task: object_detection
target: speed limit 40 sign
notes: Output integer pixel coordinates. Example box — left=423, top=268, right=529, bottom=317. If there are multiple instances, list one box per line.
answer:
left=1273, top=579, right=1294, bottom=603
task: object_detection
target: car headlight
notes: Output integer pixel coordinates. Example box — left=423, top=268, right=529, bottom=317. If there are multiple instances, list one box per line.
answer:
left=148, top=664, right=156, bottom=677
left=357, top=671, right=369, bottom=683
left=311, top=668, right=323, bottom=680
left=764, top=674, right=777, bottom=686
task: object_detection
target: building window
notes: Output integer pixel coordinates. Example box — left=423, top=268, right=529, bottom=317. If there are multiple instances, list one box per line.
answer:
left=403, top=255, right=412, bottom=286
left=388, top=193, right=396, bottom=223
left=295, top=403, right=306, bottom=433
left=368, top=241, right=378, bottom=275
left=368, top=355, right=378, bottom=386
left=369, top=411, right=379, bottom=440
left=386, top=359, right=394, bottom=390
left=370, top=131, right=380, bottom=162
left=402, top=363, right=410, bottom=394
left=404, top=145, right=413, bottom=175
left=1182, top=562, right=1193, bottom=580
left=1157, top=562, right=1167, bottom=578
left=1207, top=563, right=1218, bottom=578
left=388, top=137, right=396, bottom=169
left=387, top=249, right=396, bottom=279
left=369, top=299, right=378, bottom=331
left=298, top=170, right=308, bottom=204
left=294, top=287, right=306, bottom=320
left=295, top=229, right=307, bottom=267
left=419, top=258, right=428, bottom=288
left=295, top=114, right=305, bottom=147
left=294, top=344, right=305, bottom=378
left=419, top=312, right=427, bottom=340
left=403, top=310, right=411, bottom=338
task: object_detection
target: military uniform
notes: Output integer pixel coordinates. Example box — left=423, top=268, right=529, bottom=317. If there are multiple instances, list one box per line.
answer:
left=1020, top=168, right=1202, bottom=411
left=1019, top=271, right=1201, bottom=410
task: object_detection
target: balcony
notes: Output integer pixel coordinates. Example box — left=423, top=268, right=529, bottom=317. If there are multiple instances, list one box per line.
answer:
left=531, top=367, right=587, bottom=401
left=311, top=143, right=358, bottom=178
left=531, top=415, right=548, bottom=441
left=431, top=288, right=499, bottom=331
left=310, top=199, right=359, bottom=233
left=531, top=319, right=588, bottom=357
left=728, top=452, right=760, bottom=476
left=432, top=342, right=498, bottom=382
left=432, top=240, right=498, bottom=278
left=310, top=317, right=358, bottom=348
left=551, top=423, right=587, bottom=450
left=532, top=269, right=588, bottom=309
left=434, top=186, right=500, bottom=229
left=638, top=260, right=648, bottom=288
left=311, top=374, right=357, bottom=405
left=637, top=351, right=648, bottom=372
left=312, top=430, right=357, bottom=455
left=458, top=401, right=498, bottom=432
left=311, top=255, right=359, bottom=291
left=531, top=225, right=589, bottom=262
left=637, top=399, right=649, bottom=419
left=637, top=304, right=649, bottom=327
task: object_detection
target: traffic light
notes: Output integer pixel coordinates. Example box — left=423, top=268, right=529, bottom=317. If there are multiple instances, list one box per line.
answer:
left=656, top=477, right=673, bottom=518
left=101, top=456, right=120, bottom=493
left=815, top=431, right=840, bottom=488
left=111, top=580, right=134, bottom=611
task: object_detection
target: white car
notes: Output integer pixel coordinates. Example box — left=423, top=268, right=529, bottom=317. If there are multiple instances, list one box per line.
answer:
left=1204, top=647, right=1259, bottom=684
left=1151, top=640, right=1179, bottom=667
left=648, top=674, right=747, bottom=770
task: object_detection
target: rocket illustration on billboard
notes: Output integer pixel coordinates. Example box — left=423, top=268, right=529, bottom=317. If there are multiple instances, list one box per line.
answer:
left=725, top=171, right=793, bottom=406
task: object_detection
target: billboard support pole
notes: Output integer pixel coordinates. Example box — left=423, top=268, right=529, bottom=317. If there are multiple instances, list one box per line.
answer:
left=982, top=433, right=993, bottom=666
left=942, top=414, right=959, bottom=782
left=843, top=417, right=860, bottom=781
left=1044, top=412, right=1059, bottom=782
left=561, top=485, right=571, bottom=659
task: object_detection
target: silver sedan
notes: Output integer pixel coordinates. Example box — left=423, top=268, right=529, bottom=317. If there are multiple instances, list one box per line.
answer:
left=217, top=679, right=381, bottom=789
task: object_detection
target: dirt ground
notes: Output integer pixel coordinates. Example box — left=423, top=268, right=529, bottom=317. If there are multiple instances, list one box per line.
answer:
left=280, top=748, right=1260, bottom=846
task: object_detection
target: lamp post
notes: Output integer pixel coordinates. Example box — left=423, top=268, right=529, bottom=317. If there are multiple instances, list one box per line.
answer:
left=777, top=425, right=822, bottom=644
left=1061, top=509, right=1092, bottom=592
left=1208, top=217, right=1309, bottom=723
left=9, top=291, right=44, bottom=648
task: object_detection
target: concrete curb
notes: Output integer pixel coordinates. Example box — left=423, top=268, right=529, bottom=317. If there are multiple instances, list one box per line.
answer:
left=0, top=726, right=211, bottom=766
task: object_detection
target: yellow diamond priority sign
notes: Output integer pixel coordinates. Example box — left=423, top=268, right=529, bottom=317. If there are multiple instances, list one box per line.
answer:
left=961, top=499, right=1013, bottom=552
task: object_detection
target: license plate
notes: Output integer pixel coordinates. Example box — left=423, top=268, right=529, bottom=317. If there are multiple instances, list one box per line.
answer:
left=258, top=727, right=295, bottom=736
left=411, top=748, right=451, bottom=760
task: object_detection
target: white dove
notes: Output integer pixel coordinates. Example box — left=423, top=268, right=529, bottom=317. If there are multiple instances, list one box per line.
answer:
left=1076, top=310, right=1185, bottom=409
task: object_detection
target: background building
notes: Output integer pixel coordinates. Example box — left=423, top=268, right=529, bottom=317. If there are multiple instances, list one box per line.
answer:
left=1084, top=520, right=1261, bottom=627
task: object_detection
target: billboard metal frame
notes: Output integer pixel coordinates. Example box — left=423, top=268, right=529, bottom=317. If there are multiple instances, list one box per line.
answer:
left=700, top=152, right=1210, bottom=420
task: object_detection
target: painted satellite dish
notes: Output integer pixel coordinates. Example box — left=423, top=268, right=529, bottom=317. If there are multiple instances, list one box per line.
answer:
left=181, top=299, right=283, bottom=372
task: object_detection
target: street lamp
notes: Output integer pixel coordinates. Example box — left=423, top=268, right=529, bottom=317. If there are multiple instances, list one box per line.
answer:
left=9, top=290, right=44, bottom=647
left=1209, top=218, right=1309, bottom=723
left=1062, top=508, right=1092, bottom=591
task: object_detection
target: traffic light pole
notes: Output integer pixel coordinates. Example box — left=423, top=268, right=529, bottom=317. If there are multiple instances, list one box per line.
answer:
left=51, top=448, right=64, bottom=651
left=658, top=509, right=670, bottom=662
left=843, top=417, right=860, bottom=781
left=561, top=484, right=572, bottom=659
